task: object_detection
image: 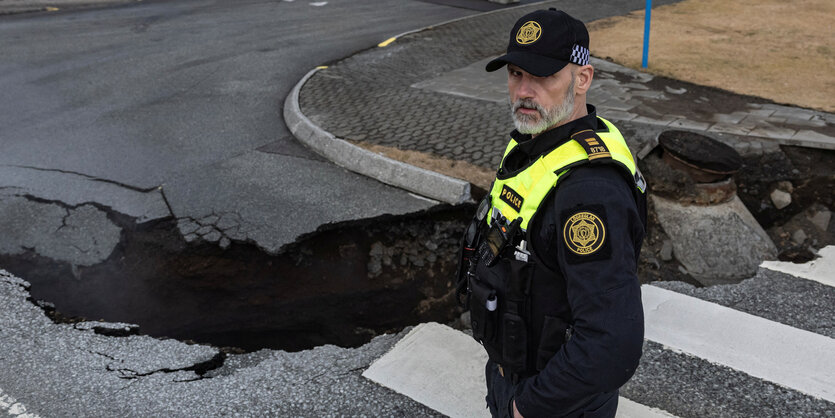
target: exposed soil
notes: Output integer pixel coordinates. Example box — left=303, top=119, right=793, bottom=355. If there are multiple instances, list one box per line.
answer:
left=736, top=145, right=835, bottom=261
left=8, top=143, right=830, bottom=349
left=356, top=141, right=496, bottom=196
left=1, top=205, right=472, bottom=352
left=640, top=139, right=834, bottom=271
left=588, top=0, right=835, bottom=112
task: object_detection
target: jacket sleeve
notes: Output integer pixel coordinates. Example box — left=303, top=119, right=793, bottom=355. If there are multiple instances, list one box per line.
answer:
left=514, top=166, right=645, bottom=417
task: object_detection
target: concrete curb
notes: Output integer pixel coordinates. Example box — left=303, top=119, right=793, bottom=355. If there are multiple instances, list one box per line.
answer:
left=284, top=67, right=472, bottom=205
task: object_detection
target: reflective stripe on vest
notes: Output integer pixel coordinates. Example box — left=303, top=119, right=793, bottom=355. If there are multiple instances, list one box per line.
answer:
left=488, top=117, right=639, bottom=230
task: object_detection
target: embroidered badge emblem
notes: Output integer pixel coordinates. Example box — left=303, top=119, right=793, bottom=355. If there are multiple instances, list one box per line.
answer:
left=563, top=211, right=606, bottom=255
left=516, top=21, right=542, bottom=45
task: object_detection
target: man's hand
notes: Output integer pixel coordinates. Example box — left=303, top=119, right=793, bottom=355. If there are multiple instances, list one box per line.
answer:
left=513, top=400, right=524, bottom=418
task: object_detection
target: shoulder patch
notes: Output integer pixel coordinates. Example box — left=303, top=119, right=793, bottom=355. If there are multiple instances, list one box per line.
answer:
left=572, top=129, right=611, bottom=161
left=561, top=205, right=611, bottom=264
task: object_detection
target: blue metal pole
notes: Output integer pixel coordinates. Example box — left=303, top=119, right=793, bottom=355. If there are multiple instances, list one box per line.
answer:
left=642, top=0, right=652, bottom=68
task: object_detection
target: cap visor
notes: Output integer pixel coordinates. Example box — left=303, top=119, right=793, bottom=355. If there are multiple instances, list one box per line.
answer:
left=485, top=51, right=569, bottom=77
left=485, top=55, right=510, bottom=72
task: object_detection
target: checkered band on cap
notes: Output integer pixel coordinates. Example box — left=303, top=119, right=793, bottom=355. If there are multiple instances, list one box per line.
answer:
left=570, top=44, right=590, bottom=66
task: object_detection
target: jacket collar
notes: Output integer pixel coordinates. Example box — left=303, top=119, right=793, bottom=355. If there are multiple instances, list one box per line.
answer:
left=503, top=105, right=598, bottom=173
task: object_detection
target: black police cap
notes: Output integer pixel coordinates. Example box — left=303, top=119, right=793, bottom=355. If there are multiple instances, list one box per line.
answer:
left=486, top=8, right=590, bottom=77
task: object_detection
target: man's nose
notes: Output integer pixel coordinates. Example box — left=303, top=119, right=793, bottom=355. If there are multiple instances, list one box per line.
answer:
left=516, top=76, right=535, bottom=99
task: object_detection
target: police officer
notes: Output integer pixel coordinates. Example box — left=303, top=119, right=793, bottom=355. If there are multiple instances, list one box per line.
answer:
left=456, top=9, right=647, bottom=418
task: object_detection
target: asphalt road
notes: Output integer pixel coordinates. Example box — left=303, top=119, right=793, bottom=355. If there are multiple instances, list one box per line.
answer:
left=0, top=0, right=476, bottom=255
left=1, top=3, right=483, bottom=414
left=2, top=1, right=834, bottom=416
left=3, top=262, right=834, bottom=416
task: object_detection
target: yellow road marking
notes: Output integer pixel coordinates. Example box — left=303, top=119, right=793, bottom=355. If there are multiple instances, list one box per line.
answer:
left=378, top=37, right=397, bottom=47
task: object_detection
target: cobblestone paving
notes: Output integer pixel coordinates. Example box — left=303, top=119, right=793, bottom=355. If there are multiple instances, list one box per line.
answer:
left=300, top=1, right=835, bottom=171
left=299, top=1, right=541, bottom=169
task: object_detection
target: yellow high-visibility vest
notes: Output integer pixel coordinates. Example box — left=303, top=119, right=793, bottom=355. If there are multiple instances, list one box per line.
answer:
left=488, top=117, right=645, bottom=230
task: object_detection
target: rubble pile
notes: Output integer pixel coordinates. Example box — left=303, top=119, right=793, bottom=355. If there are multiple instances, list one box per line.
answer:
left=638, top=130, right=834, bottom=286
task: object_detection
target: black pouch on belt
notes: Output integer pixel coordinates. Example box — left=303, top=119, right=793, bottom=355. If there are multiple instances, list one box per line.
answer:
left=502, top=258, right=532, bottom=373
left=502, top=311, right=527, bottom=372
left=469, top=277, right=497, bottom=343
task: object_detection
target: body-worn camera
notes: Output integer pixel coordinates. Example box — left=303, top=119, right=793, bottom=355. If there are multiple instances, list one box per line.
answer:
left=479, top=217, right=522, bottom=267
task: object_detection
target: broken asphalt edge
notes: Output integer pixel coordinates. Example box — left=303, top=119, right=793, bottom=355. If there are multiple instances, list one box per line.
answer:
left=0, top=268, right=227, bottom=380
left=284, top=68, right=472, bottom=205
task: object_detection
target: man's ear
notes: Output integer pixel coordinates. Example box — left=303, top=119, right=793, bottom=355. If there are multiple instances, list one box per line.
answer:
left=574, top=65, right=594, bottom=95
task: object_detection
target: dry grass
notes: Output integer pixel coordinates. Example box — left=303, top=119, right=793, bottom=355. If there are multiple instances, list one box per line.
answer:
left=587, top=0, right=835, bottom=112
left=356, top=143, right=495, bottom=190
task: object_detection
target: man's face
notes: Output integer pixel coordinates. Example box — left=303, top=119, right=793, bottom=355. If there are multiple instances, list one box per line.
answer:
left=508, top=64, right=576, bottom=135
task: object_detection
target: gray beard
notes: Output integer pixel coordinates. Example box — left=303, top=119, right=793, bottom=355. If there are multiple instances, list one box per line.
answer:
left=510, top=76, right=576, bottom=135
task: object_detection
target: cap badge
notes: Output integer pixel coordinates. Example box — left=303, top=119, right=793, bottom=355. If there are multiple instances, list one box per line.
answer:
left=516, top=21, right=542, bottom=45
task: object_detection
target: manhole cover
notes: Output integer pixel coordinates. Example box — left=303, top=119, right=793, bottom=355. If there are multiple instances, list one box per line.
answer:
left=659, top=130, right=742, bottom=182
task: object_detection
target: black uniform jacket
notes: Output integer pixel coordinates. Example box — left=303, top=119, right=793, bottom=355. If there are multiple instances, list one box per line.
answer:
left=498, top=106, right=645, bottom=417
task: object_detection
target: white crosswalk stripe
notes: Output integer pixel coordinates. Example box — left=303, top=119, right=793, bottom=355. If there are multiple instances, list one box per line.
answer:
left=642, top=285, right=835, bottom=403
left=363, top=249, right=835, bottom=417
left=615, top=398, right=677, bottom=418
left=362, top=322, right=678, bottom=418
left=363, top=322, right=489, bottom=418
left=760, top=245, right=835, bottom=288
left=0, top=387, right=40, bottom=418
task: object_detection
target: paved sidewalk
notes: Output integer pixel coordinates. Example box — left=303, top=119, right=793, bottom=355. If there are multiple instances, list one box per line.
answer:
left=287, top=1, right=835, bottom=203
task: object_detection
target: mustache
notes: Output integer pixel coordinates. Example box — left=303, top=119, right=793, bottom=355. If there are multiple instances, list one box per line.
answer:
left=512, top=99, right=544, bottom=116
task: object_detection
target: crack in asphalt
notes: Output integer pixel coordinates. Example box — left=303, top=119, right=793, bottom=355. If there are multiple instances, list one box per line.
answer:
left=88, top=350, right=120, bottom=362
left=16, top=193, right=172, bottom=224
left=74, top=321, right=140, bottom=337
left=5, top=165, right=159, bottom=194
left=158, top=186, right=175, bottom=218
left=176, top=210, right=247, bottom=249
left=104, top=352, right=226, bottom=381
left=16, top=193, right=113, bottom=212
left=54, top=208, right=71, bottom=234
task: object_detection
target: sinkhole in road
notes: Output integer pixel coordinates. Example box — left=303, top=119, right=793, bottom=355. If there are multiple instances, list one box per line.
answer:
left=1, top=205, right=473, bottom=352
left=2, top=146, right=831, bottom=351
